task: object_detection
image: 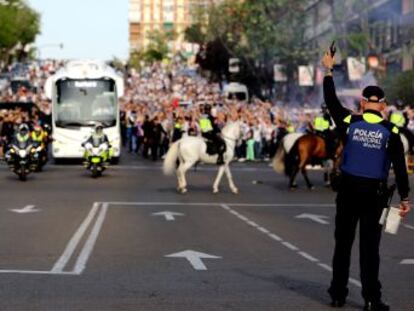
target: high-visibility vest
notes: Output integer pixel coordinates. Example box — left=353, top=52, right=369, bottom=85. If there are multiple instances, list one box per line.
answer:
left=313, top=116, right=330, bottom=131
left=17, top=133, right=29, bottom=143
left=390, top=111, right=406, bottom=128
left=199, top=115, right=213, bottom=133
left=31, top=131, right=45, bottom=142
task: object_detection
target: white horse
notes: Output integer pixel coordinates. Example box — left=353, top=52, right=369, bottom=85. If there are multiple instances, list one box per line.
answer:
left=163, top=121, right=242, bottom=194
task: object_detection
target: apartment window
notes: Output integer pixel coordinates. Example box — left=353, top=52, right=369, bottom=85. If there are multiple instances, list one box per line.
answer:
left=402, top=0, right=414, bottom=14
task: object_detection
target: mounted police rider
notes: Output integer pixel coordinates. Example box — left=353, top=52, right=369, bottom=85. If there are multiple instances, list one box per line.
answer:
left=389, top=100, right=414, bottom=154
left=313, top=103, right=335, bottom=159
left=199, top=104, right=225, bottom=165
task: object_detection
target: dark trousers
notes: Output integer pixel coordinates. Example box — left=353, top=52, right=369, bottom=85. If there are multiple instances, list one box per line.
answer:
left=329, top=181, right=385, bottom=302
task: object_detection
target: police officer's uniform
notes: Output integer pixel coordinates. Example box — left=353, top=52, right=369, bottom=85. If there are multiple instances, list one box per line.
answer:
left=199, top=107, right=225, bottom=165
left=313, top=106, right=335, bottom=158
left=390, top=106, right=414, bottom=154
left=324, top=76, right=410, bottom=311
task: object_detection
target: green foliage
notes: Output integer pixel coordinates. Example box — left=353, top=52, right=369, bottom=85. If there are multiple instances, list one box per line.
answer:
left=383, top=70, right=414, bottom=105
left=0, top=0, right=40, bottom=65
left=143, top=30, right=174, bottom=63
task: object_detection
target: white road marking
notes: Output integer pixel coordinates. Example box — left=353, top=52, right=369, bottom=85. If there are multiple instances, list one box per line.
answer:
left=296, top=213, right=330, bottom=225
left=220, top=204, right=362, bottom=288
left=9, top=205, right=40, bottom=214
left=400, top=259, right=414, bottom=264
left=73, top=203, right=109, bottom=274
left=105, top=202, right=334, bottom=208
left=404, top=224, right=414, bottom=231
left=258, top=227, right=270, bottom=234
left=298, top=251, right=319, bottom=262
left=51, top=203, right=100, bottom=273
left=318, top=263, right=333, bottom=272
left=282, top=242, right=299, bottom=251
left=152, top=211, right=185, bottom=221
left=0, top=270, right=77, bottom=275
left=165, top=250, right=221, bottom=271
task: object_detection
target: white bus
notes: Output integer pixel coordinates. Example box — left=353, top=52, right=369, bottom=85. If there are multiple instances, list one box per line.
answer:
left=45, top=60, right=124, bottom=161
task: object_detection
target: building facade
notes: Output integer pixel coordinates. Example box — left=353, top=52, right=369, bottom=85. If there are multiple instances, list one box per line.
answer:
left=304, top=0, right=414, bottom=73
left=128, top=0, right=213, bottom=54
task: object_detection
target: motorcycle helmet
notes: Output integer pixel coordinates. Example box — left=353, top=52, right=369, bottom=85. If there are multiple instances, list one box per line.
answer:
left=18, top=124, right=30, bottom=136
left=94, top=123, right=104, bottom=136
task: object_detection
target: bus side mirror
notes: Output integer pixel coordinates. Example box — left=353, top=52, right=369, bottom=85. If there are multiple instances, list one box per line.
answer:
left=44, top=77, right=53, bottom=100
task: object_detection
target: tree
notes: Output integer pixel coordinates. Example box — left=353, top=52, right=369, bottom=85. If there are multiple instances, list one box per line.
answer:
left=382, top=70, right=414, bottom=105
left=0, top=0, right=40, bottom=67
left=188, top=0, right=309, bottom=98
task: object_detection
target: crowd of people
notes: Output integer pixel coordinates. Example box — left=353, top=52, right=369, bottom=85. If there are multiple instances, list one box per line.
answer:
left=1, top=59, right=414, bottom=163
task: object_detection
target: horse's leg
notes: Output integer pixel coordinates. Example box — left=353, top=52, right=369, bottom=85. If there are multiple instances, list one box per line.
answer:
left=213, top=165, right=226, bottom=194
left=176, top=162, right=184, bottom=192
left=224, top=165, right=238, bottom=194
left=298, top=153, right=314, bottom=190
left=301, top=166, right=314, bottom=190
left=289, top=164, right=299, bottom=189
left=177, top=161, right=194, bottom=194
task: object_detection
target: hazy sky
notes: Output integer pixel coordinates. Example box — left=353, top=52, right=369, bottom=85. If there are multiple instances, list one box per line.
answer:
left=29, top=0, right=129, bottom=60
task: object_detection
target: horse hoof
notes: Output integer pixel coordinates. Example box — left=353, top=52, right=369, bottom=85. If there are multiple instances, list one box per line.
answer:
left=289, top=184, right=298, bottom=191
left=231, top=188, right=239, bottom=195
left=213, top=189, right=219, bottom=194
left=308, top=186, right=315, bottom=191
left=179, top=188, right=187, bottom=194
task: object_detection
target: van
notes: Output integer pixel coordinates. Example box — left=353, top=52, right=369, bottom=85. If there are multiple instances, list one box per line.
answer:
left=223, top=82, right=249, bottom=103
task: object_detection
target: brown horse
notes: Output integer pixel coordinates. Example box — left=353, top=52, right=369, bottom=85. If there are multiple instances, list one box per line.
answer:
left=272, top=133, right=343, bottom=189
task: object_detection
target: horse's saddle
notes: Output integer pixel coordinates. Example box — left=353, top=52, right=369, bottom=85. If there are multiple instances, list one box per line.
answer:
left=204, top=139, right=226, bottom=156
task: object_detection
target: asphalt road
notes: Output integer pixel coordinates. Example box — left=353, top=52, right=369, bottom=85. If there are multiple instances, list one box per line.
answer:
left=0, top=153, right=413, bottom=311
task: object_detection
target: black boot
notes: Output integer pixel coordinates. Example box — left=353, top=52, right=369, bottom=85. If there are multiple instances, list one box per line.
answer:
left=217, top=153, right=224, bottom=165
left=363, top=300, right=390, bottom=311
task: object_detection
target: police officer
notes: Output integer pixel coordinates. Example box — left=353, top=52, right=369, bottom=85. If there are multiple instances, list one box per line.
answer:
left=313, top=103, right=335, bottom=158
left=12, top=124, right=32, bottom=146
left=322, top=49, right=411, bottom=311
left=390, top=100, right=414, bottom=154
left=199, top=104, right=225, bottom=165
left=31, top=125, right=46, bottom=146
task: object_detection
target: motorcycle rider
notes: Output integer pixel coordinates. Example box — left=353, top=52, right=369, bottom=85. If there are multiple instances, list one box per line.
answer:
left=82, top=123, right=112, bottom=166
left=12, top=124, right=32, bottom=146
left=199, top=104, right=225, bottom=165
left=31, top=125, right=47, bottom=147
left=6, top=124, right=33, bottom=168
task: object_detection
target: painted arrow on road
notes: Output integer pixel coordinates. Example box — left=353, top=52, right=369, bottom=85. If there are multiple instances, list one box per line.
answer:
left=401, top=259, right=414, bottom=265
left=9, top=205, right=40, bottom=214
left=152, top=211, right=185, bottom=221
left=296, top=213, right=330, bottom=225
left=165, top=250, right=221, bottom=271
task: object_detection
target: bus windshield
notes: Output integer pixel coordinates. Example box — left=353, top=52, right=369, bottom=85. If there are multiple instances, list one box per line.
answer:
left=55, top=79, right=117, bottom=128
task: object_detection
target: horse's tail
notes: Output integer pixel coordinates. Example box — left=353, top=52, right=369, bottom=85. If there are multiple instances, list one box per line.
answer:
left=284, top=141, right=299, bottom=176
left=163, top=141, right=180, bottom=176
left=272, top=143, right=286, bottom=174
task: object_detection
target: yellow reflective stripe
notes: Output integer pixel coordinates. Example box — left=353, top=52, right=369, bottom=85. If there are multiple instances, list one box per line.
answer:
left=392, top=126, right=399, bottom=134
left=343, top=115, right=352, bottom=124
left=363, top=113, right=383, bottom=124
left=314, top=117, right=329, bottom=131
left=390, top=112, right=405, bottom=127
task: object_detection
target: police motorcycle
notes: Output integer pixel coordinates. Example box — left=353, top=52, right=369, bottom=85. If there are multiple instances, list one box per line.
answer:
left=82, top=124, right=112, bottom=178
left=31, top=125, right=48, bottom=172
left=5, top=124, right=36, bottom=181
